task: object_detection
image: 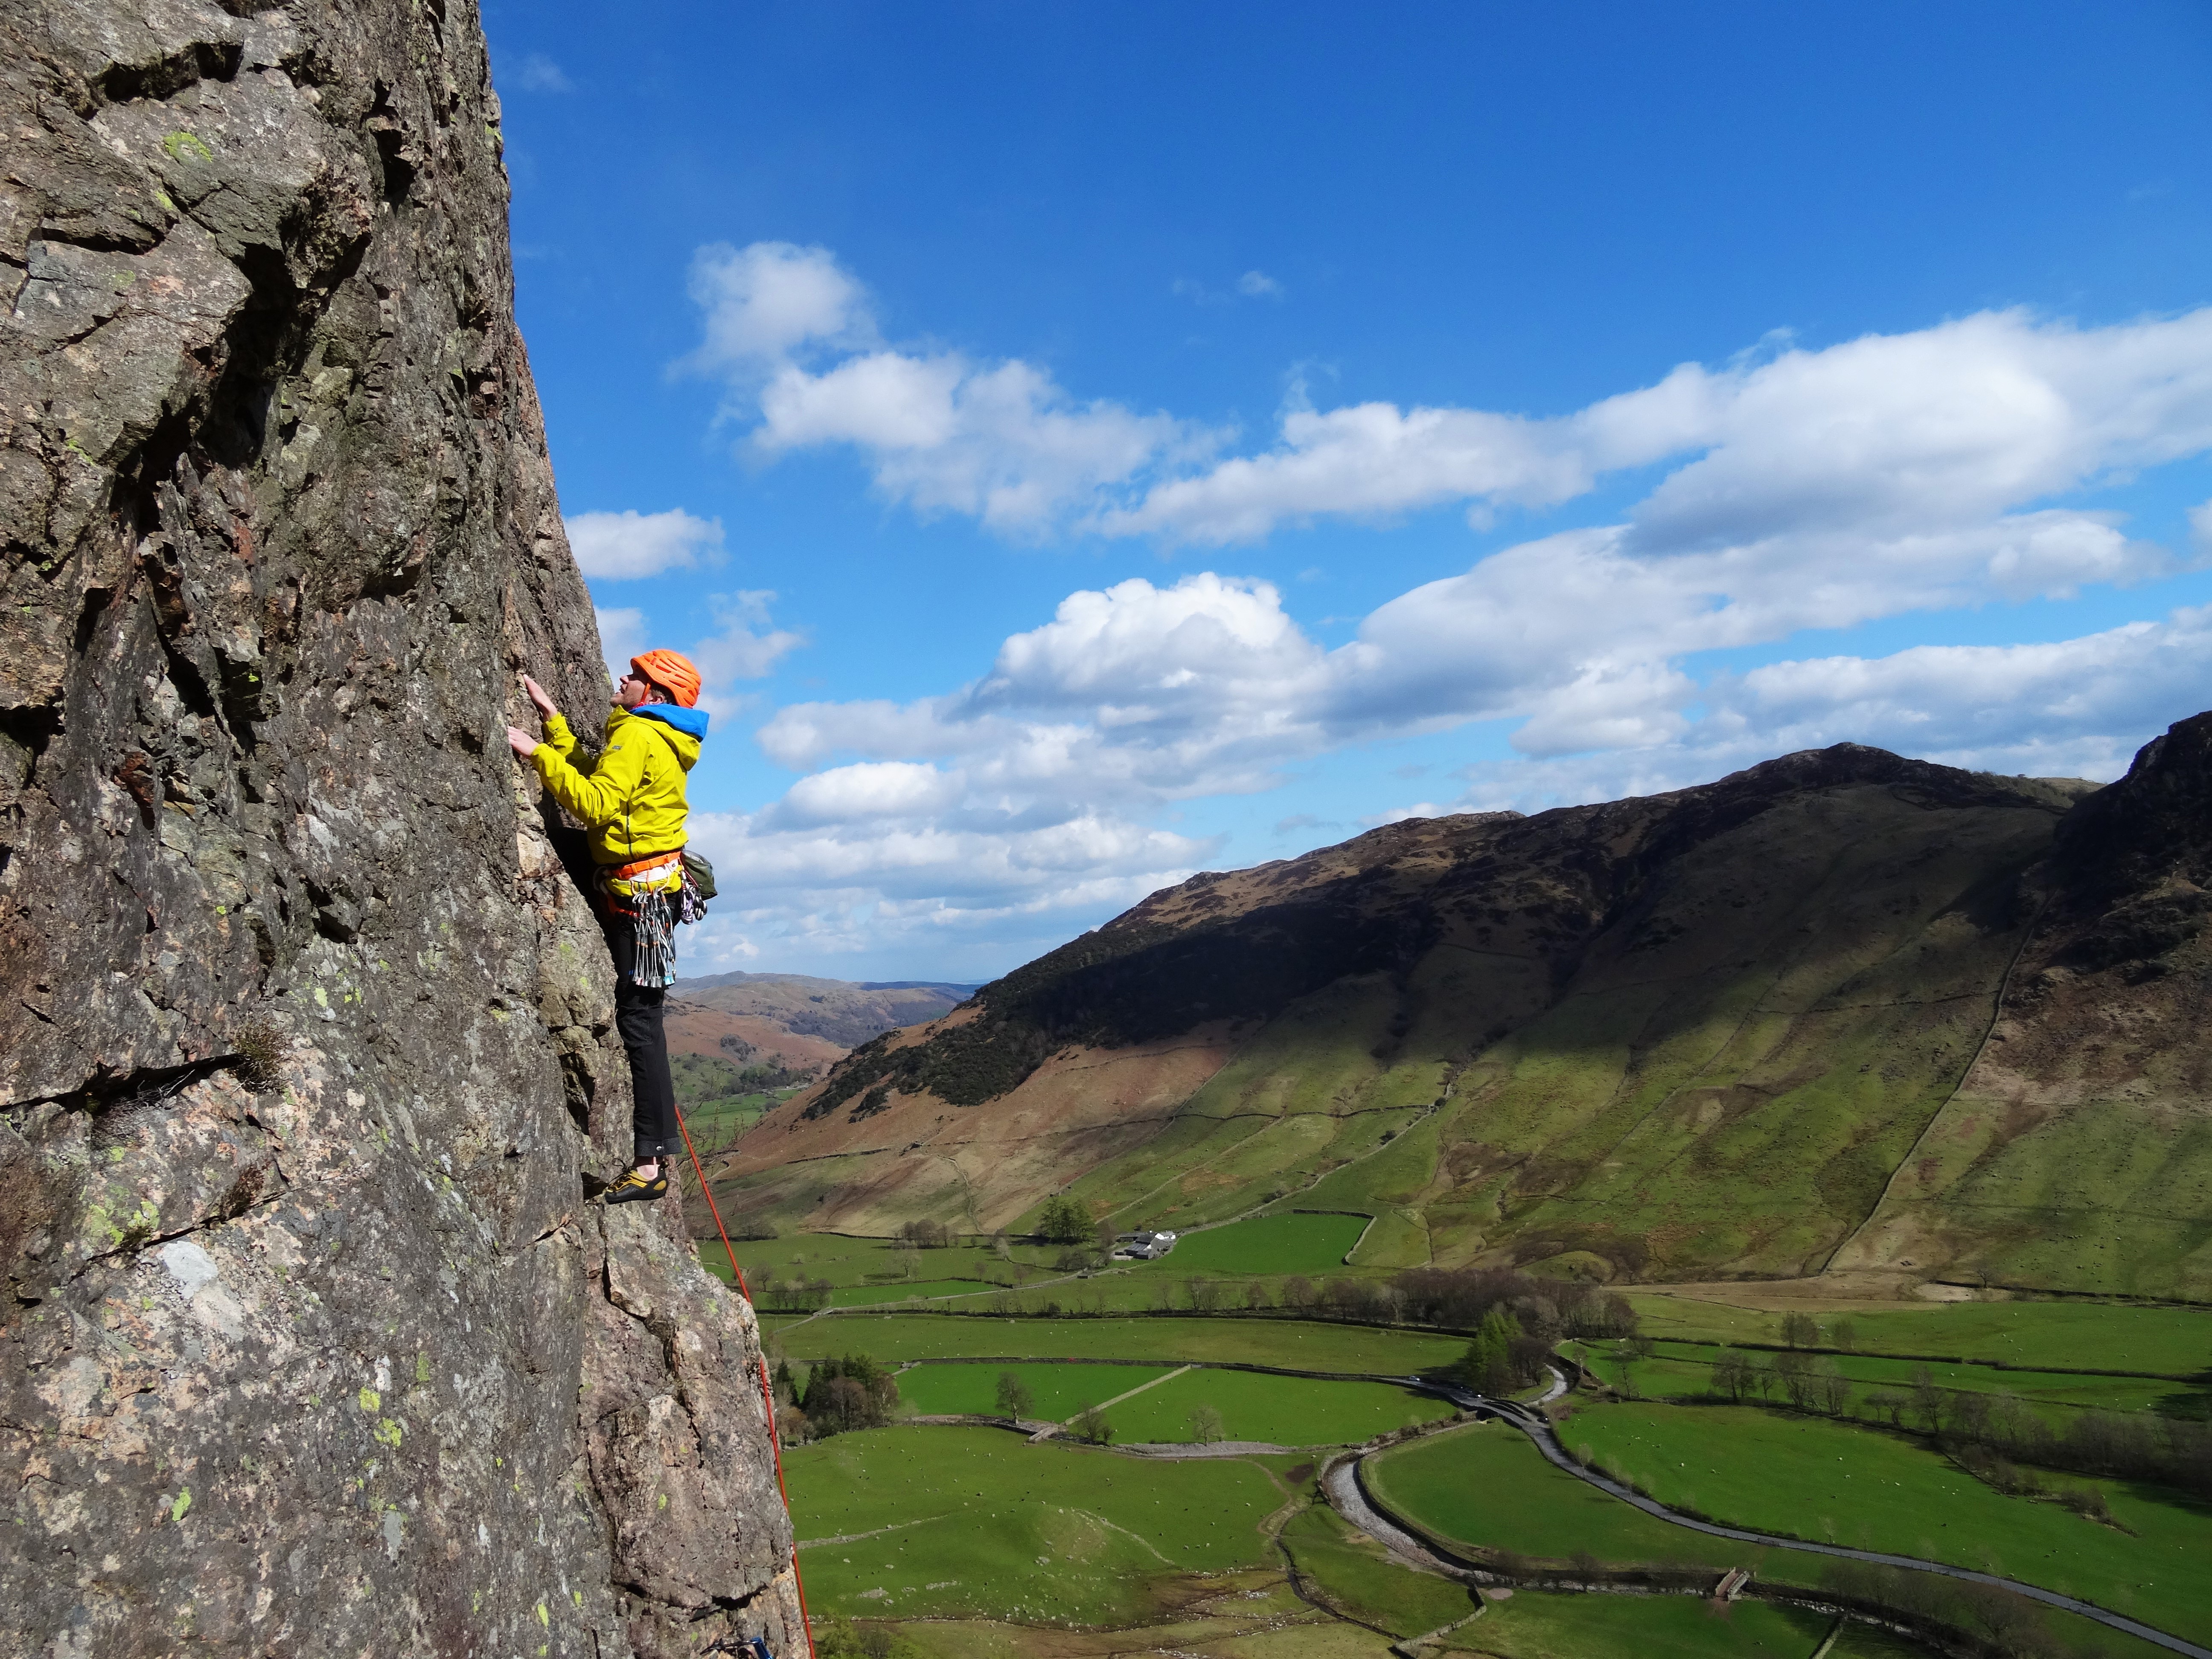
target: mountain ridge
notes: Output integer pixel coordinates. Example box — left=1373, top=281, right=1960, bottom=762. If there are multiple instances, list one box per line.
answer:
left=707, top=730, right=2212, bottom=1299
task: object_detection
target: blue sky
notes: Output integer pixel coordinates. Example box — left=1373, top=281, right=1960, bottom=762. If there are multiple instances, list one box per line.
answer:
left=482, top=0, right=2212, bottom=982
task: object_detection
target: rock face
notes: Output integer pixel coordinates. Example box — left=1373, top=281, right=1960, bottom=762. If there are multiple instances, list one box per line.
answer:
left=0, top=3, right=801, bottom=1654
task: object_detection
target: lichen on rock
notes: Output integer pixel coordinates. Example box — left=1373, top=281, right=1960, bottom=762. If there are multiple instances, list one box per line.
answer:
left=0, top=2, right=800, bottom=1653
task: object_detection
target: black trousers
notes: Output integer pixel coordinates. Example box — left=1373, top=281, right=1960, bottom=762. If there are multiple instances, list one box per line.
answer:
left=604, top=902, right=681, bottom=1164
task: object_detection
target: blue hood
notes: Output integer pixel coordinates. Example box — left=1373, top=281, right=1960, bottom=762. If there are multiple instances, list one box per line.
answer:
left=633, top=703, right=710, bottom=740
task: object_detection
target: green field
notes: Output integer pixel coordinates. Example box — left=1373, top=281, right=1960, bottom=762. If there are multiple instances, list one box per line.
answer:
left=1141, top=1212, right=1373, bottom=1277
left=888, top=1574, right=1406, bottom=1657
left=725, top=1231, right=1006, bottom=1287
left=784, top=1426, right=1289, bottom=1625
left=1276, top=1505, right=1479, bottom=1638
left=1459, top=1592, right=1902, bottom=1659
left=1570, top=1340, right=2192, bottom=1417
left=1102, top=1367, right=1452, bottom=1446
left=1568, top=1401, right=2212, bottom=1646
left=1625, top=1294, right=2212, bottom=1379
left=1365, top=1421, right=2172, bottom=1659
left=770, top=1313, right=1467, bottom=1374
left=893, top=1362, right=1171, bottom=1420
left=1368, top=1421, right=1741, bottom=1573
left=824, top=1279, right=1001, bottom=1308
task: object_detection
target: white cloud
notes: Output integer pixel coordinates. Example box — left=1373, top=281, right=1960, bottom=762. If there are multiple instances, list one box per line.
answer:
left=1175, top=271, right=1286, bottom=305
left=594, top=606, right=646, bottom=682
left=716, top=562, right=2212, bottom=973
left=1423, top=608, right=2212, bottom=819
left=757, top=574, right=1335, bottom=802
left=1106, top=309, right=2212, bottom=548
left=591, top=594, right=803, bottom=726
left=515, top=52, right=571, bottom=93
left=565, top=507, right=724, bottom=579
left=680, top=247, right=2212, bottom=580
left=670, top=266, right=2212, bottom=973
left=681, top=242, right=1215, bottom=537
left=677, top=241, right=874, bottom=379
left=751, top=353, right=1198, bottom=538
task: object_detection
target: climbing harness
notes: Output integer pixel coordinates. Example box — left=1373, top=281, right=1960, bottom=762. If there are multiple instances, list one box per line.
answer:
left=672, top=1099, right=819, bottom=1659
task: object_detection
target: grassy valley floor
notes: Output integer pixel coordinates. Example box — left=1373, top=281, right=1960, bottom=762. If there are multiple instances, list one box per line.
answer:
left=735, top=1236, right=2209, bottom=1657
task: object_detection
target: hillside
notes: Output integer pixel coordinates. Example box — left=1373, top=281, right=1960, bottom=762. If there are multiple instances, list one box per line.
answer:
left=666, top=972, right=973, bottom=1074
left=710, top=723, right=2212, bottom=1299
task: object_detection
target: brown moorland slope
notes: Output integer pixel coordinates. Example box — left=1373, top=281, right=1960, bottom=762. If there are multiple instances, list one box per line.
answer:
left=710, top=721, right=2212, bottom=1298
left=664, top=973, right=970, bottom=1076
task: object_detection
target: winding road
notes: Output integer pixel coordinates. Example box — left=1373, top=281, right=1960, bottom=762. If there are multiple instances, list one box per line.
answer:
left=1331, top=1371, right=2212, bottom=1659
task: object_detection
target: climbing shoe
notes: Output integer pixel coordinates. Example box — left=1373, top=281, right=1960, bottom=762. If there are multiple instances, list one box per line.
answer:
left=599, top=1165, right=669, bottom=1205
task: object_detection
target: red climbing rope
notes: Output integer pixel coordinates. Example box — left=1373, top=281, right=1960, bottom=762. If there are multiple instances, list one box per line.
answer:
left=672, top=1103, right=819, bottom=1659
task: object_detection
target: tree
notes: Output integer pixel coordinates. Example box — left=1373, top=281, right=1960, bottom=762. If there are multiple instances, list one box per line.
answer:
left=1036, top=1196, right=1089, bottom=1244
left=1909, top=1365, right=1945, bottom=1435
left=1863, top=1389, right=1908, bottom=1429
left=995, top=1371, right=1035, bottom=1420
left=1815, top=1359, right=1852, bottom=1417
left=1280, top=1275, right=1318, bottom=1311
left=1829, top=1317, right=1858, bottom=1353
left=1095, top=1217, right=1119, bottom=1259
left=1458, top=1307, right=1526, bottom=1394
left=1244, top=1281, right=1271, bottom=1311
left=1780, top=1311, right=1820, bottom=1349
left=1068, top=1403, right=1115, bottom=1445
left=801, top=1353, right=899, bottom=1435
left=1711, top=1348, right=1754, bottom=1404
left=1189, top=1403, right=1225, bottom=1444
left=1773, top=1349, right=1816, bottom=1410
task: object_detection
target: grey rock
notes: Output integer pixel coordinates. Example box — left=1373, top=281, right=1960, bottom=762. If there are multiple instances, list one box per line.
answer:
left=0, top=2, right=802, bottom=1654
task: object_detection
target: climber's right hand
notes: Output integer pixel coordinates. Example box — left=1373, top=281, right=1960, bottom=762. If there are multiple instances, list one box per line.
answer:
left=505, top=725, right=540, bottom=759
left=521, top=673, right=559, bottom=718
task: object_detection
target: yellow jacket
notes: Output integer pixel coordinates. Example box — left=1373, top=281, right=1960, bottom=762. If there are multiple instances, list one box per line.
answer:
left=530, top=704, right=701, bottom=886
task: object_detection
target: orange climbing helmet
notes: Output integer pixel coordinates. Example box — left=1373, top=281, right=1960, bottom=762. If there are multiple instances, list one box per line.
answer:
left=629, top=649, right=701, bottom=708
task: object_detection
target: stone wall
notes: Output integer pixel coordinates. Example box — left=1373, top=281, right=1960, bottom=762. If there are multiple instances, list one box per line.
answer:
left=0, top=2, right=801, bottom=1652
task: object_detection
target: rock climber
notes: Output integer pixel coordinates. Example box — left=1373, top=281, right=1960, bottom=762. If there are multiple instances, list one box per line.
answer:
left=506, top=650, right=707, bottom=1204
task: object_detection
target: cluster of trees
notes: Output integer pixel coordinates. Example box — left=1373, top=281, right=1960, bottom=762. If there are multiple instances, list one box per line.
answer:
left=755, top=1274, right=835, bottom=1312
left=895, top=1219, right=956, bottom=1248
left=1386, top=1268, right=1640, bottom=1340
left=1455, top=1306, right=1553, bottom=1395
left=1031, top=1196, right=1093, bottom=1244
left=1776, top=1310, right=1858, bottom=1349
left=771, top=1353, right=899, bottom=1442
left=1918, top=1382, right=2212, bottom=1502
left=1129, top=1267, right=1639, bottom=1336
left=1709, top=1348, right=1854, bottom=1413
left=1064, top=1403, right=1115, bottom=1445
left=1821, top=1559, right=2067, bottom=1659
left=810, top=1618, right=915, bottom=1659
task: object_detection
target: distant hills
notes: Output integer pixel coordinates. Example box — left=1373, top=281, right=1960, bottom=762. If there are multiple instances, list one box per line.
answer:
left=708, top=717, right=2212, bottom=1301
left=666, top=972, right=977, bottom=1075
